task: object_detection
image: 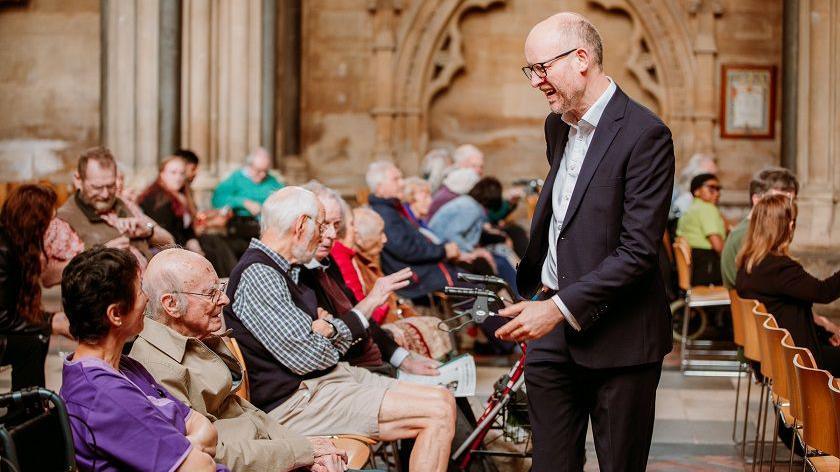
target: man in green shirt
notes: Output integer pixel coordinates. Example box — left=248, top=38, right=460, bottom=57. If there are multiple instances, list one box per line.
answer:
left=720, top=167, right=798, bottom=288
left=212, top=147, right=285, bottom=216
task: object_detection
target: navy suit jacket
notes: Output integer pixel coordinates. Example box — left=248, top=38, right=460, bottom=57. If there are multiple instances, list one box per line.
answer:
left=517, top=86, right=675, bottom=369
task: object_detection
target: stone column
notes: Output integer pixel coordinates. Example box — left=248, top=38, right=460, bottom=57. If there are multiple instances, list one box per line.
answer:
left=687, top=0, right=723, bottom=156
left=793, top=0, right=840, bottom=248
left=181, top=0, right=265, bottom=180
left=369, top=0, right=401, bottom=161
left=101, top=0, right=160, bottom=187
left=158, top=0, right=181, bottom=159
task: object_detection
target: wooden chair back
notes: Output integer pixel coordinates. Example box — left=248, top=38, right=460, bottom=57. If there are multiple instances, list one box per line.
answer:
left=753, top=309, right=774, bottom=380
left=222, top=337, right=251, bottom=402
left=793, top=352, right=840, bottom=457
left=762, top=320, right=791, bottom=400
left=827, top=379, right=840, bottom=460
left=673, top=237, right=692, bottom=291
left=728, top=289, right=746, bottom=347
left=739, top=298, right=763, bottom=362
left=780, top=335, right=814, bottom=423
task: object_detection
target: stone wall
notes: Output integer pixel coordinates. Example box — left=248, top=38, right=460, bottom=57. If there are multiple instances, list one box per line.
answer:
left=0, top=0, right=100, bottom=182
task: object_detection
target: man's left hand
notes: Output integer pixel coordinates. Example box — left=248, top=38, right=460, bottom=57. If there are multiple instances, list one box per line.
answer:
left=399, top=354, right=441, bottom=376
left=495, top=300, right=565, bottom=342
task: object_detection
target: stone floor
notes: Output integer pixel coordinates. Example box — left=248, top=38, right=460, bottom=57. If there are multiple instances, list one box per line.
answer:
left=3, top=338, right=793, bottom=471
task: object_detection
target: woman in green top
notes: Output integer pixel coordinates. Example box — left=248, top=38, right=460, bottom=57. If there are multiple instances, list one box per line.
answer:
left=676, top=173, right=726, bottom=285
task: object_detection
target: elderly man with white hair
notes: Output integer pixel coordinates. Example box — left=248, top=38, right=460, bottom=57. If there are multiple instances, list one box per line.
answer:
left=130, top=248, right=348, bottom=472
left=224, top=186, right=456, bottom=472
left=366, top=161, right=462, bottom=300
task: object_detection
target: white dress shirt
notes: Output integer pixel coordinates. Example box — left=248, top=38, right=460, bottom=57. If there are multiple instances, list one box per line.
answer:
left=540, top=79, right=617, bottom=331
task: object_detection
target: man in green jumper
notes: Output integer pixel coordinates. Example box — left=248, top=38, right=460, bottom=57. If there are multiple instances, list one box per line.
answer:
left=212, top=147, right=285, bottom=255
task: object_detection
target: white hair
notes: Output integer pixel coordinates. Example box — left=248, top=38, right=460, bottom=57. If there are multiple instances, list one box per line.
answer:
left=453, top=144, right=483, bottom=165
left=260, top=186, right=319, bottom=235
left=421, top=148, right=452, bottom=192
left=403, top=176, right=432, bottom=202
left=365, top=160, right=398, bottom=192
left=443, top=168, right=481, bottom=195
left=245, top=147, right=269, bottom=166
left=142, top=250, right=190, bottom=320
left=302, top=180, right=351, bottom=238
left=679, top=153, right=717, bottom=189
left=353, top=207, right=384, bottom=245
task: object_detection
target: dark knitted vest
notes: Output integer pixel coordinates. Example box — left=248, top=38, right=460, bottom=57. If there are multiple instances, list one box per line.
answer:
left=223, top=246, right=334, bottom=412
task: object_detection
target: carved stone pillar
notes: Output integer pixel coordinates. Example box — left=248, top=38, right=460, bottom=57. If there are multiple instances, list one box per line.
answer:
left=181, top=0, right=265, bottom=181
left=688, top=0, right=723, bottom=155
left=101, top=0, right=161, bottom=187
left=793, top=0, right=840, bottom=248
left=369, top=0, right=401, bottom=161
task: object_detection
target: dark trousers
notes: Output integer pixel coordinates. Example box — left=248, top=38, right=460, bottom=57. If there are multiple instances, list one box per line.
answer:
left=0, top=333, right=50, bottom=391
left=525, top=358, right=662, bottom=472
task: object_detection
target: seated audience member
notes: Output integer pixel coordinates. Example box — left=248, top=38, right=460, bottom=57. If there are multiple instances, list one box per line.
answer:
left=429, top=177, right=519, bottom=295
left=131, top=248, right=346, bottom=472
left=53, top=147, right=166, bottom=268
left=348, top=207, right=455, bottom=360
left=421, top=148, right=453, bottom=193
left=138, top=156, right=237, bottom=276
left=366, top=161, right=461, bottom=300
left=676, top=173, right=726, bottom=285
left=60, top=247, right=225, bottom=471
left=721, top=167, right=798, bottom=289
left=0, top=185, right=71, bottom=391
left=736, top=194, right=840, bottom=376
left=428, top=168, right=481, bottom=220
left=301, top=182, right=443, bottom=372
left=402, top=177, right=435, bottom=230
left=212, top=148, right=284, bottom=256
left=671, top=153, right=718, bottom=221
left=224, top=186, right=455, bottom=471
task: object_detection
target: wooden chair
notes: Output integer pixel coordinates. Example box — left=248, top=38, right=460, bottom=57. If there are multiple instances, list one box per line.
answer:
left=221, top=336, right=377, bottom=469
left=222, top=337, right=251, bottom=402
left=760, top=319, right=797, bottom=469
left=793, top=353, right=840, bottom=471
left=780, top=335, right=816, bottom=471
left=729, top=290, right=751, bottom=447
left=738, top=297, right=765, bottom=458
left=826, top=379, right=840, bottom=472
left=672, top=237, right=732, bottom=373
left=750, top=306, right=776, bottom=469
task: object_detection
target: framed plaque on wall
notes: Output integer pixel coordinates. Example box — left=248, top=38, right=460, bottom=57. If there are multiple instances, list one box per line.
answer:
left=720, top=64, right=777, bottom=139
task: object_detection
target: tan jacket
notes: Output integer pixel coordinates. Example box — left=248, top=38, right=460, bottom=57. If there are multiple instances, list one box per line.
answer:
left=129, top=318, right=314, bottom=471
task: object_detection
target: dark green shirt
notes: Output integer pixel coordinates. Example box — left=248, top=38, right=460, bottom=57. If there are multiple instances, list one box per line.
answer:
left=721, top=217, right=749, bottom=289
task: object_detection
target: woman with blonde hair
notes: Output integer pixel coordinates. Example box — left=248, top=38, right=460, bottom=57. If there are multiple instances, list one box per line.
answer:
left=736, top=193, right=840, bottom=374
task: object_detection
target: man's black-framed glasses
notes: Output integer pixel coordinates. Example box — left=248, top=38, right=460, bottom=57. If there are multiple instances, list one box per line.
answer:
left=522, top=47, right=578, bottom=80
left=175, top=280, right=228, bottom=304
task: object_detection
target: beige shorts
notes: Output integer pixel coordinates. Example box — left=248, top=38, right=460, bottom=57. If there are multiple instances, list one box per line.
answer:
left=267, top=362, right=397, bottom=438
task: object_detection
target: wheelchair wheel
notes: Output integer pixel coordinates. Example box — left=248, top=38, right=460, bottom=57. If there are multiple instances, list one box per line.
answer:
left=670, top=300, right=709, bottom=342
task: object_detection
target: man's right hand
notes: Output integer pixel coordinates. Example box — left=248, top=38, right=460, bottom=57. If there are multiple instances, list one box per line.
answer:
left=242, top=199, right=262, bottom=216
left=312, top=319, right=335, bottom=338
left=444, top=242, right=461, bottom=260
left=366, top=268, right=412, bottom=307
left=104, top=235, right=130, bottom=250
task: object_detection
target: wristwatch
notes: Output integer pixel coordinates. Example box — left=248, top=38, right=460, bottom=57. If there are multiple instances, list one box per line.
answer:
left=145, top=222, right=156, bottom=238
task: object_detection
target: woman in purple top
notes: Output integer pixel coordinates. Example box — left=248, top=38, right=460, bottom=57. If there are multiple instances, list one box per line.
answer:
left=59, top=247, right=226, bottom=472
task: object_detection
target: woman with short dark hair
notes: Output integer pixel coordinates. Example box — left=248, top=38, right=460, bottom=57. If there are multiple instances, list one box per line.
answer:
left=59, top=247, right=225, bottom=471
left=0, top=184, right=70, bottom=390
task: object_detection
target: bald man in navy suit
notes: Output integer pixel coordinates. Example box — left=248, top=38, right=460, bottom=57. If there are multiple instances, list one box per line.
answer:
left=496, top=12, right=675, bottom=472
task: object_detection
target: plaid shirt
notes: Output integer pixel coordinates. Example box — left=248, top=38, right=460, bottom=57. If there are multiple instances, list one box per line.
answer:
left=232, top=239, right=357, bottom=375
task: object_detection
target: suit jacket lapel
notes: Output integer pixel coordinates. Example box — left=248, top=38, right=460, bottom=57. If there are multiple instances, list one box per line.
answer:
left=530, top=123, right=569, bottom=237
left=559, top=89, right=627, bottom=235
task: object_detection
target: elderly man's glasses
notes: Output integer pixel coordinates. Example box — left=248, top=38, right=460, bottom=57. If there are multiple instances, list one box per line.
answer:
left=522, top=47, right=578, bottom=80
left=175, top=280, right=228, bottom=304
left=703, top=184, right=722, bottom=193
left=303, top=214, right=335, bottom=235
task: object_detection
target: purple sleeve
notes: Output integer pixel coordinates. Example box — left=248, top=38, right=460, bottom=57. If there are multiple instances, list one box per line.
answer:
left=87, top=378, right=194, bottom=472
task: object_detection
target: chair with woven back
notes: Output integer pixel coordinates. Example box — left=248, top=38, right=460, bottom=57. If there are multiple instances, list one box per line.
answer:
left=759, top=319, right=798, bottom=469
left=793, top=352, right=840, bottom=471
left=672, top=236, right=732, bottom=372
left=750, top=305, right=777, bottom=469
left=221, top=337, right=376, bottom=469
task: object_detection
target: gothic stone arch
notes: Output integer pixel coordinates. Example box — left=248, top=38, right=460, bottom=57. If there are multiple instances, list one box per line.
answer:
left=376, top=0, right=700, bottom=171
